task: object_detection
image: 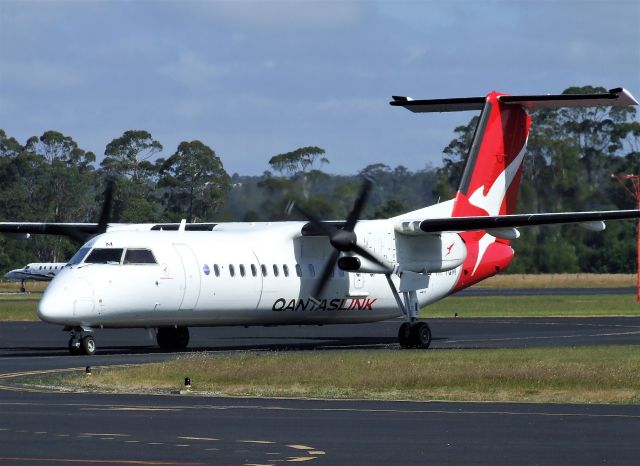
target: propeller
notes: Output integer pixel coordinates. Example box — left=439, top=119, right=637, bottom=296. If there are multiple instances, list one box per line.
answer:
left=293, top=177, right=391, bottom=299
left=59, top=178, right=115, bottom=243
left=96, top=177, right=115, bottom=235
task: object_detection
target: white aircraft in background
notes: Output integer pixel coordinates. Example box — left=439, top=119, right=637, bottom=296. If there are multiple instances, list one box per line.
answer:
left=5, top=262, right=66, bottom=291
left=1, top=87, right=638, bottom=355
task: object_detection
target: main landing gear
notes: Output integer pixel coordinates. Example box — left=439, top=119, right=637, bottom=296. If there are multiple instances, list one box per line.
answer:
left=156, top=326, right=190, bottom=350
left=68, top=328, right=96, bottom=355
left=385, top=275, right=432, bottom=349
left=398, top=321, right=432, bottom=349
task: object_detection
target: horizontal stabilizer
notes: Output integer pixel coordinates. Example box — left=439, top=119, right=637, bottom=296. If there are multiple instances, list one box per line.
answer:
left=419, top=209, right=640, bottom=233
left=390, top=96, right=485, bottom=113
left=391, top=88, right=637, bottom=113
left=500, top=88, right=638, bottom=110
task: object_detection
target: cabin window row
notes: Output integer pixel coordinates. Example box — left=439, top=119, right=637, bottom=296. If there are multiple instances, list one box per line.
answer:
left=207, top=263, right=345, bottom=279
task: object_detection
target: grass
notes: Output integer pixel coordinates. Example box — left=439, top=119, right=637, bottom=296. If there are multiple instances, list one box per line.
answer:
left=0, top=292, right=42, bottom=320
left=424, top=294, right=640, bottom=318
left=478, top=273, right=635, bottom=288
left=27, top=346, right=640, bottom=404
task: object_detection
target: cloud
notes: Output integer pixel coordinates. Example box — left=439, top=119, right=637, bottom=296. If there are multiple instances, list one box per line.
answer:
left=167, top=1, right=370, bottom=31
left=0, top=60, right=86, bottom=91
left=159, top=51, right=229, bottom=89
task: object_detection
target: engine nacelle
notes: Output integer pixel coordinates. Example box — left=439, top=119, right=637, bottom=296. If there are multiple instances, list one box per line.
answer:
left=338, top=255, right=391, bottom=274
left=395, top=231, right=466, bottom=273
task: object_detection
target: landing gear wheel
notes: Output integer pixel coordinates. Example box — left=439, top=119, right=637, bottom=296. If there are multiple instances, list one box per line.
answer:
left=398, top=322, right=413, bottom=349
left=174, top=327, right=190, bottom=349
left=157, top=327, right=190, bottom=350
left=413, top=321, right=432, bottom=349
left=157, top=328, right=171, bottom=349
left=81, top=335, right=96, bottom=355
left=398, top=321, right=432, bottom=349
left=68, top=336, right=80, bottom=355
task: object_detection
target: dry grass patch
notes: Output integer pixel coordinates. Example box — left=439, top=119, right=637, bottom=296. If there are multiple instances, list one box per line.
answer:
left=37, top=346, right=640, bottom=404
left=479, top=274, right=635, bottom=289
left=426, top=294, right=640, bottom=317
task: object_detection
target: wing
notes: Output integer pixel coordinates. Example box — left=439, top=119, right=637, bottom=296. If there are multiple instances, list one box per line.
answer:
left=0, top=222, right=100, bottom=242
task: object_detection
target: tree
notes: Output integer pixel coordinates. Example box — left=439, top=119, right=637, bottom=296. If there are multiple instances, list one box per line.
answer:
left=268, top=146, right=328, bottom=177
left=102, top=130, right=162, bottom=181
left=23, top=131, right=96, bottom=262
left=432, top=116, right=478, bottom=200
left=158, top=140, right=230, bottom=222
left=101, top=130, right=163, bottom=222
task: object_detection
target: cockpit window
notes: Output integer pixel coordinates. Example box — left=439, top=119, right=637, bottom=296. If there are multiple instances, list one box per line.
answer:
left=123, top=248, right=157, bottom=264
left=84, top=248, right=124, bottom=264
left=67, top=247, right=91, bottom=266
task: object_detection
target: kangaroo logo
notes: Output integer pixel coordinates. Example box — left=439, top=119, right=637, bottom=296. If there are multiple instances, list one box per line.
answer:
left=467, top=141, right=527, bottom=274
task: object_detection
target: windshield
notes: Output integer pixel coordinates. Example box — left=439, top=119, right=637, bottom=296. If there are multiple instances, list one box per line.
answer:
left=123, top=248, right=157, bottom=264
left=84, top=248, right=124, bottom=265
left=66, top=247, right=91, bottom=266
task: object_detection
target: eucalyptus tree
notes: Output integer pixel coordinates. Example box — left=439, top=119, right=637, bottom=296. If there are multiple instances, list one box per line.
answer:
left=101, top=130, right=162, bottom=222
left=158, top=140, right=230, bottom=222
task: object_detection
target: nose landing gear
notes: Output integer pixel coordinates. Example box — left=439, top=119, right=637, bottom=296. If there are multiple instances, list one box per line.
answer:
left=68, top=328, right=96, bottom=355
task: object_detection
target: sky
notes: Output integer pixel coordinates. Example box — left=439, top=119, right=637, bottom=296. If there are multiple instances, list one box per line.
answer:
left=1, top=0, right=639, bottom=176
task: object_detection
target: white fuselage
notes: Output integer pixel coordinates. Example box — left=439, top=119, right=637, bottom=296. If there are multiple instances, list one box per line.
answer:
left=37, top=220, right=462, bottom=328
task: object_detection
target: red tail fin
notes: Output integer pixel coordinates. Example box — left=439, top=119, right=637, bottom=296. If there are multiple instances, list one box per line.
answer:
left=451, top=92, right=530, bottom=288
left=452, top=91, right=530, bottom=217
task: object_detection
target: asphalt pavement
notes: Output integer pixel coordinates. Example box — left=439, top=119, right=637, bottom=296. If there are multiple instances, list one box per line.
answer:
left=1, top=317, right=640, bottom=465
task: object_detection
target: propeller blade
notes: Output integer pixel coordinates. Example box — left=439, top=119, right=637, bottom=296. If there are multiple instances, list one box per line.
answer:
left=344, top=177, right=373, bottom=231
left=312, top=249, right=341, bottom=299
left=294, top=203, right=334, bottom=237
left=351, top=243, right=392, bottom=272
left=96, top=178, right=115, bottom=234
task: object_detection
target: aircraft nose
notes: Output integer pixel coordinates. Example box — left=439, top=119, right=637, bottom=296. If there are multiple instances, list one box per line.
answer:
left=37, top=273, right=94, bottom=324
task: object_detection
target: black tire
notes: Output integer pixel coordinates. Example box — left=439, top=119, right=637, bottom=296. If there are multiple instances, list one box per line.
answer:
left=174, top=327, right=190, bottom=349
left=156, top=327, right=172, bottom=349
left=413, top=322, right=432, bottom=349
left=157, top=327, right=190, bottom=350
left=398, top=322, right=413, bottom=349
left=81, top=335, right=96, bottom=356
left=68, top=337, right=80, bottom=355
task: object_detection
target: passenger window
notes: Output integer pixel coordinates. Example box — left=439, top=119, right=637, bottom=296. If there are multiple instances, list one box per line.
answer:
left=273, top=264, right=279, bottom=277
left=261, top=264, right=268, bottom=277
left=283, top=264, right=289, bottom=277
left=123, top=248, right=157, bottom=264
left=295, top=264, right=302, bottom=277
left=214, top=264, right=220, bottom=277
left=229, top=264, right=235, bottom=277
left=240, top=264, right=246, bottom=277
left=308, top=264, right=316, bottom=277
left=251, top=264, right=257, bottom=277
left=85, top=248, right=124, bottom=264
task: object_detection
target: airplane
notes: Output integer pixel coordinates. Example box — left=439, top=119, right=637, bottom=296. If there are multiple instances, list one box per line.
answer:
left=4, top=262, right=66, bottom=292
left=1, top=87, right=638, bottom=356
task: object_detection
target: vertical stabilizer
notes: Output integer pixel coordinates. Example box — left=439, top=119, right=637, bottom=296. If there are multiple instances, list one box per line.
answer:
left=452, top=92, right=530, bottom=217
